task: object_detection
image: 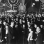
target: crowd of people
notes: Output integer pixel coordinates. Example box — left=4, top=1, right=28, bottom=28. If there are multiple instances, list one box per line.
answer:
left=0, top=0, right=43, bottom=44
left=0, top=12, right=44, bottom=44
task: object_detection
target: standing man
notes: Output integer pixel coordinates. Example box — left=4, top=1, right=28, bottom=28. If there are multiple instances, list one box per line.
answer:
left=27, top=28, right=33, bottom=44
left=27, top=22, right=33, bottom=44
left=35, top=26, right=42, bottom=44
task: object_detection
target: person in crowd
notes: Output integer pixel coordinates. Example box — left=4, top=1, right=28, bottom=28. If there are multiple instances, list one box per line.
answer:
left=27, top=27, right=33, bottom=44
left=18, top=3, right=26, bottom=14
left=35, top=25, right=42, bottom=44
left=3, top=21, right=8, bottom=41
left=40, top=25, right=44, bottom=43
left=5, top=25, right=9, bottom=41
left=27, top=21, right=33, bottom=44
left=0, top=19, right=3, bottom=42
left=10, top=21, right=14, bottom=28
left=27, top=21, right=30, bottom=27
left=33, top=24, right=37, bottom=44
left=2, top=20, right=5, bottom=42
left=10, top=21, right=15, bottom=39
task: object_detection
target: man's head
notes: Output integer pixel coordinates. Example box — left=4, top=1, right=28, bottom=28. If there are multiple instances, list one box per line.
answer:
left=3, top=21, right=6, bottom=26
left=29, top=28, right=32, bottom=32
left=6, top=25, right=8, bottom=29
left=34, top=24, right=37, bottom=28
left=40, top=25, right=43, bottom=28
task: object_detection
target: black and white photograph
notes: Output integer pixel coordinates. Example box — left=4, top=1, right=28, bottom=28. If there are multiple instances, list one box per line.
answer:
left=0, top=0, right=44, bottom=44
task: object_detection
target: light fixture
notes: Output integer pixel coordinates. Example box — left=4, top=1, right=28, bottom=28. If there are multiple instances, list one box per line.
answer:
left=35, top=0, right=39, bottom=2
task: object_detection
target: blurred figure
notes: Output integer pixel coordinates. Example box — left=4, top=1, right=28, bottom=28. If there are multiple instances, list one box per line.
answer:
left=27, top=21, right=30, bottom=28
left=10, top=21, right=14, bottom=28
left=35, top=26, right=40, bottom=36
left=34, top=24, right=37, bottom=29
left=23, top=24, right=25, bottom=29
left=27, top=22, right=33, bottom=44
left=27, top=27, right=33, bottom=44
left=18, top=3, right=26, bottom=14
left=3, top=21, right=8, bottom=40
left=19, top=18, right=22, bottom=24
left=3, top=20, right=7, bottom=26
left=5, top=25, right=9, bottom=35
left=40, top=25, right=44, bottom=43
left=35, top=26, right=42, bottom=44
left=4, top=25, right=9, bottom=42
left=2, top=21, right=5, bottom=42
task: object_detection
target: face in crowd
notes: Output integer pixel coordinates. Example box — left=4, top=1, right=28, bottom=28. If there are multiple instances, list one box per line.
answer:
left=34, top=24, right=37, bottom=28
left=40, top=25, right=43, bottom=28
left=10, top=21, right=14, bottom=28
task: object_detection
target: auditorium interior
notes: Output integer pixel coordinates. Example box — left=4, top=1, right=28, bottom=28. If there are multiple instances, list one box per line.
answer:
left=0, top=0, right=44, bottom=44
